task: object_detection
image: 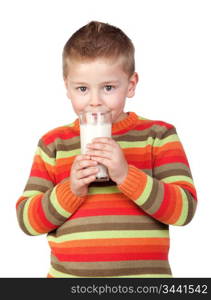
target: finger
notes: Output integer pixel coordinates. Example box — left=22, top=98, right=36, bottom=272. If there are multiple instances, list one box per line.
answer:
left=86, top=149, right=112, bottom=159
left=74, top=159, right=98, bottom=171
left=74, top=154, right=91, bottom=162
left=77, top=166, right=99, bottom=179
left=90, top=156, right=111, bottom=168
left=86, top=142, right=113, bottom=152
left=92, top=137, right=114, bottom=144
left=81, top=174, right=96, bottom=185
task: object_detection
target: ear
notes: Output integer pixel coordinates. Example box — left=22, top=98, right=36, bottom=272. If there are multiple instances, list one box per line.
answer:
left=127, top=72, right=139, bottom=98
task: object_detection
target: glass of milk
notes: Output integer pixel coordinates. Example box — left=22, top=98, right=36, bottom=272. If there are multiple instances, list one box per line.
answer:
left=79, top=106, right=112, bottom=182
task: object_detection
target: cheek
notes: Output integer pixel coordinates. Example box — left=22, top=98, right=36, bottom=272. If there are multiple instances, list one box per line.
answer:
left=71, top=101, right=87, bottom=114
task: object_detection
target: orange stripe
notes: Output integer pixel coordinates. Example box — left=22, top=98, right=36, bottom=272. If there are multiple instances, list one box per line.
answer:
left=160, top=185, right=178, bottom=222
left=28, top=195, right=49, bottom=233
left=130, top=169, right=148, bottom=200
left=16, top=196, right=27, bottom=208
left=166, top=186, right=183, bottom=224
left=56, top=157, right=75, bottom=167
left=49, top=237, right=169, bottom=249
left=124, top=145, right=152, bottom=155
left=52, top=245, right=169, bottom=255
left=86, top=194, right=124, bottom=202
left=154, top=141, right=184, bottom=156
left=34, top=155, right=55, bottom=178
left=82, top=199, right=136, bottom=210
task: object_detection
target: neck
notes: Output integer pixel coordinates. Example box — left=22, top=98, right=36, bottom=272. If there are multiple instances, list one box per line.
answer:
left=114, top=112, right=128, bottom=123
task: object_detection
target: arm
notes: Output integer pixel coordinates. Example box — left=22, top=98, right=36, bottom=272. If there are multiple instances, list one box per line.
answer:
left=16, top=138, right=84, bottom=236
left=118, top=125, right=197, bottom=226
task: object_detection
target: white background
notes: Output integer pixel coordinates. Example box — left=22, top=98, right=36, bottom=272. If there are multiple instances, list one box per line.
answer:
left=0, top=0, right=210, bottom=277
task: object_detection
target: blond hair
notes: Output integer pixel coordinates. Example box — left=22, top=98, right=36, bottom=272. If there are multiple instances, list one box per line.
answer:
left=62, top=21, right=135, bottom=78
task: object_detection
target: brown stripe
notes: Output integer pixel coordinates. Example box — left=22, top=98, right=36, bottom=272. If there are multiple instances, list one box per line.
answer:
left=41, top=190, right=67, bottom=226
left=113, top=125, right=171, bottom=142
left=16, top=200, right=31, bottom=235
left=141, top=179, right=165, bottom=216
left=56, top=137, right=81, bottom=151
left=47, top=135, right=80, bottom=153
left=24, top=183, right=49, bottom=193
left=162, top=127, right=176, bottom=139
left=25, top=176, right=53, bottom=189
left=52, top=262, right=171, bottom=277
left=38, top=139, right=55, bottom=158
left=155, top=169, right=192, bottom=181
left=54, top=222, right=167, bottom=236
left=154, top=162, right=192, bottom=176
left=51, top=255, right=170, bottom=270
left=57, top=215, right=161, bottom=228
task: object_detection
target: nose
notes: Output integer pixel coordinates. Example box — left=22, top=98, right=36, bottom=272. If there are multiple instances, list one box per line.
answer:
left=89, top=90, right=103, bottom=107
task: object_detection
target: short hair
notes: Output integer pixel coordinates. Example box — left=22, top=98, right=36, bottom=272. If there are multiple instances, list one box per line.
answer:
left=62, top=21, right=135, bottom=79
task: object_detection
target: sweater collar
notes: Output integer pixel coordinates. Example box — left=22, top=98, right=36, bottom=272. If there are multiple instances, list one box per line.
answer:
left=71, top=111, right=139, bottom=134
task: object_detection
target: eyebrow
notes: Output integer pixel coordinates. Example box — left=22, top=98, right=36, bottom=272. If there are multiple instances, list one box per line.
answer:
left=69, top=80, right=120, bottom=85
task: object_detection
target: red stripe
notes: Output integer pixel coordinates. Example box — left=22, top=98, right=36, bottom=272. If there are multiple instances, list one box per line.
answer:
left=181, top=185, right=197, bottom=199
left=71, top=208, right=146, bottom=219
left=129, top=160, right=152, bottom=169
left=153, top=156, right=189, bottom=168
left=43, top=130, right=79, bottom=145
left=152, top=183, right=169, bottom=220
left=30, top=169, right=51, bottom=181
left=37, top=199, right=57, bottom=231
left=153, top=121, right=173, bottom=129
left=55, top=252, right=168, bottom=262
left=56, top=172, right=70, bottom=183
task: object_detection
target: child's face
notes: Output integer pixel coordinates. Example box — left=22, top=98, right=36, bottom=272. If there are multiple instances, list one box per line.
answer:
left=64, top=57, right=138, bottom=123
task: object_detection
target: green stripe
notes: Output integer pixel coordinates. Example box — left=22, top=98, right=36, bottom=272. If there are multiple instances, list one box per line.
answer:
left=118, top=141, right=149, bottom=148
left=56, top=149, right=80, bottom=159
left=162, top=175, right=194, bottom=185
left=47, top=230, right=169, bottom=243
left=36, top=147, right=55, bottom=166
left=135, top=175, right=153, bottom=206
left=23, top=197, right=40, bottom=235
left=137, top=116, right=148, bottom=121
left=50, top=187, right=70, bottom=218
left=23, top=190, right=41, bottom=197
left=175, top=188, right=189, bottom=225
left=66, top=122, right=75, bottom=128
left=49, top=266, right=172, bottom=278
left=88, top=186, right=120, bottom=195
left=154, top=134, right=179, bottom=147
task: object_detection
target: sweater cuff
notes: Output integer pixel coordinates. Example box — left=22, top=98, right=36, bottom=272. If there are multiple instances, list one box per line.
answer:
left=117, top=165, right=148, bottom=200
left=55, top=179, right=85, bottom=214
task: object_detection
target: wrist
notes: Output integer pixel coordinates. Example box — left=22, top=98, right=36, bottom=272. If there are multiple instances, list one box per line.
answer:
left=115, top=165, right=128, bottom=185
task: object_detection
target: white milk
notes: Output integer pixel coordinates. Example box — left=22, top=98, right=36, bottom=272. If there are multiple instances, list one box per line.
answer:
left=80, top=123, right=112, bottom=180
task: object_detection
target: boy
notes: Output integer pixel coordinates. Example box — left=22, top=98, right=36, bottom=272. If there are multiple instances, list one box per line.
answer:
left=16, top=21, right=197, bottom=278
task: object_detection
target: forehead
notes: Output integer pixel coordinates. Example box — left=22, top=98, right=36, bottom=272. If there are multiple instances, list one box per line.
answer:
left=66, top=57, right=128, bottom=81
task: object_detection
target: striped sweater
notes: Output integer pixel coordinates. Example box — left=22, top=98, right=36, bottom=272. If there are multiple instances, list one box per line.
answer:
left=16, top=112, right=197, bottom=278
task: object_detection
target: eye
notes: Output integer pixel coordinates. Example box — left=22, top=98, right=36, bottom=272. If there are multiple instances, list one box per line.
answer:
left=104, top=85, right=114, bottom=92
left=77, top=86, right=87, bottom=92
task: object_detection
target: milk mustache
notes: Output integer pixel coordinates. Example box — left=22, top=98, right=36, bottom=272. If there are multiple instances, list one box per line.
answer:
left=79, top=106, right=112, bottom=181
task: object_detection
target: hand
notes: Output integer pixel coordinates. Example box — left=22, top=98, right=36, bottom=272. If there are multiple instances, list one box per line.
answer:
left=70, top=154, right=99, bottom=197
left=86, top=137, right=128, bottom=185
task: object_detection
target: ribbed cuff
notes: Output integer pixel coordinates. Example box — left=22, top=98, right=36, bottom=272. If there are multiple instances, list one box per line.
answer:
left=56, top=179, right=86, bottom=213
left=117, top=165, right=148, bottom=200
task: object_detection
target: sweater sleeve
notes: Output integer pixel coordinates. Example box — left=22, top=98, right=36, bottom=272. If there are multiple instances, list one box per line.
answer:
left=16, top=138, right=85, bottom=236
left=117, top=125, right=197, bottom=226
